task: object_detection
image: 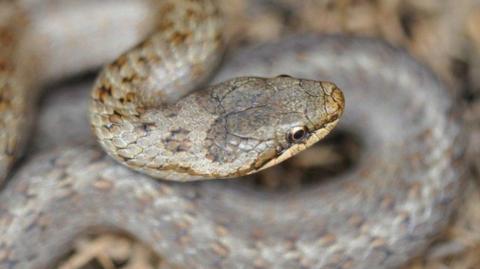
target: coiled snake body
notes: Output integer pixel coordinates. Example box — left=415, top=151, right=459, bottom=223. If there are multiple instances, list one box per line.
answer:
left=0, top=0, right=464, bottom=268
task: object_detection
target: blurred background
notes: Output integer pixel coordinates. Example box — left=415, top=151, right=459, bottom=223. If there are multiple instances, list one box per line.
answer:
left=42, top=0, right=480, bottom=268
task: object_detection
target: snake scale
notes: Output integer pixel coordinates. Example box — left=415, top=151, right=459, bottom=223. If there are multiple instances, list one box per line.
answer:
left=0, top=0, right=465, bottom=268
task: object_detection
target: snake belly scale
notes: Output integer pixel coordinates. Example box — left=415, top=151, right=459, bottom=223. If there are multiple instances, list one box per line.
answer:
left=0, top=0, right=464, bottom=268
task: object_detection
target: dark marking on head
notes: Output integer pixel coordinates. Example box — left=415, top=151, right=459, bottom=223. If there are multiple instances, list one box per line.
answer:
left=204, top=117, right=247, bottom=164
left=142, top=122, right=157, bottom=132
left=163, top=128, right=192, bottom=153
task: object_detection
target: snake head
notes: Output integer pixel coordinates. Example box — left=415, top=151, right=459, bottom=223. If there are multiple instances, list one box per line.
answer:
left=249, top=76, right=345, bottom=172
left=204, top=76, right=345, bottom=177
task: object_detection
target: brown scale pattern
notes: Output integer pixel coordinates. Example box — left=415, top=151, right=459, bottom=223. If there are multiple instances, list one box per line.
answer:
left=0, top=0, right=465, bottom=268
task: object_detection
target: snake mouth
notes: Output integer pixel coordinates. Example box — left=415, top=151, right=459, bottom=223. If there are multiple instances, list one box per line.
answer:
left=242, top=84, right=345, bottom=177
left=249, top=117, right=342, bottom=174
left=249, top=86, right=345, bottom=174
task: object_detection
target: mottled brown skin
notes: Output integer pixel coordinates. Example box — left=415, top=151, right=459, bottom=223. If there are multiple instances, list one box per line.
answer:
left=0, top=1, right=464, bottom=269
left=92, top=75, right=343, bottom=181
left=0, top=0, right=343, bottom=182
left=0, top=0, right=162, bottom=183
left=89, top=0, right=344, bottom=181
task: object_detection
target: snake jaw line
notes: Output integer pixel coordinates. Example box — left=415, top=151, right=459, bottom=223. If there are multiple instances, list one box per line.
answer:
left=249, top=117, right=342, bottom=173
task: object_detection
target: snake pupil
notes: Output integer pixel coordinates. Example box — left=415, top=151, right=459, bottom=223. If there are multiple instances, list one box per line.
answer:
left=289, top=127, right=307, bottom=143
left=294, top=130, right=305, bottom=140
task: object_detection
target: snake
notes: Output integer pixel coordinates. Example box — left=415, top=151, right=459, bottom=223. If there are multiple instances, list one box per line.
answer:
left=0, top=0, right=465, bottom=268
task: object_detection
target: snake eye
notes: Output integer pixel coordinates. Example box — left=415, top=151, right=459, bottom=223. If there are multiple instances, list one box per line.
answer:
left=287, top=126, right=308, bottom=143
